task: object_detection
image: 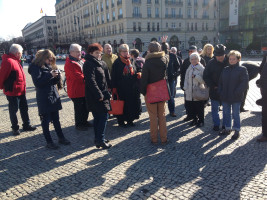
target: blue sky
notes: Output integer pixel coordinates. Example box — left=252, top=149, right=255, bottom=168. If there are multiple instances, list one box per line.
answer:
left=0, top=0, right=56, bottom=40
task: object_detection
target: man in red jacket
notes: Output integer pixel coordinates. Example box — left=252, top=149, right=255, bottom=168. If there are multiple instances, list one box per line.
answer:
left=64, top=44, right=91, bottom=131
left=0, top=44, right=36, bottom=135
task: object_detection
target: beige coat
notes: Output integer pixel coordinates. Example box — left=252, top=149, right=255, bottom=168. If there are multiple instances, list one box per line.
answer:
left=184, top=63, right=205, bottom=101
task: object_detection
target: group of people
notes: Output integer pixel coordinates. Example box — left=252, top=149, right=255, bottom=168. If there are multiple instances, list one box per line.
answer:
left=0, top=38, right=266, bottom=150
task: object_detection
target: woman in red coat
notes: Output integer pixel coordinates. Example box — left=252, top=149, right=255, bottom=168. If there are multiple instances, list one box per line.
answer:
left=64, top=44, right=91, bottom=131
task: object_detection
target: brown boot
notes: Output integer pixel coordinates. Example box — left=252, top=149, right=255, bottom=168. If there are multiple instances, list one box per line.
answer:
left=257, top=136, right=267, bottom=142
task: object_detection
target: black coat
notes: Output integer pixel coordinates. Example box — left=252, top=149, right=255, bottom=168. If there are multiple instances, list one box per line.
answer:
left=259, top=55, right=267, bottom=99
left=242, top=61, right=260, bottom=81
left=28, top=63, right=62, bottom=115
left=203, top=57, right=228, bottom=101
left=83, top=54, right=111, bottom=113
left=180, top=57, right=206, bottom=89
left=112, top=56, right=141, bottom=121
left=218, top=63, right=249, bottom=103
left=167, top=53, right=182, bottom=81
left=140, top=51, right=169, bottom=95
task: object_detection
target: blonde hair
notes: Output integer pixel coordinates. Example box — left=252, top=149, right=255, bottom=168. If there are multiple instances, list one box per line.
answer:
left=118, top=44, right=129, bottom=53
left=228, top=50, right=242, bottom=61
left=201, top=43, right=214, bottom=58
left=33, top=49, right=57, bottom=69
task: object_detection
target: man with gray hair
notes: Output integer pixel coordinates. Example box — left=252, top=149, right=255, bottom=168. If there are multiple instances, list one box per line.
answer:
left=102, top=43, right=118, bottom=73
left=0, top=44, right=36, bottom=135
left=64, top=43, right=91, bottom=131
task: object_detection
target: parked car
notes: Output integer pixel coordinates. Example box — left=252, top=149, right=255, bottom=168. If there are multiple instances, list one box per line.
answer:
left=56, top=54, right=62, bottom=60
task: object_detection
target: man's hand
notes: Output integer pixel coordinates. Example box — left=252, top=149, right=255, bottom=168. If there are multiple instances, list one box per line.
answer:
left=161, top=35, right=168, bottom=43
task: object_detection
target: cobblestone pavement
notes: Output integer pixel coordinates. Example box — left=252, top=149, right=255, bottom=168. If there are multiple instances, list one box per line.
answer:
left=0, top=61, right=266, bottom=200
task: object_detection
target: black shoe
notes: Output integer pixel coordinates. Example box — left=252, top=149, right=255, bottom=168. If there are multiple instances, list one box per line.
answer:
left=240, top=108, right=248, bottom=112
left=183, top=116, right=193, bottom=122
left=12, top=129, right=20, bottom=136
left=58, top=138, right=71, bottom=145
left=219, top=129, right=231, bottom=136
left=75, top=126, right=88, bottom=131
left=95, top=139, right=110, bottom=144
left=22, top=125, right=36, bottom=131
left=46, top=143, right=59, bottom=150
left=127, top=122, right=135, bottom=127
left=118, top=122, right=127, bottom=128
left=256, top=98, right=263, bottom=106
left=196, top=122, right=204, bottom=127
left=84, top=121, right=93, bottom=127
left=189, top=119, right=198, bottom=126
left=231, top=131, right=240, bottom=140
left=96, top=142, right=112, bottom=149
left=213, top=126, right=220, bottom=131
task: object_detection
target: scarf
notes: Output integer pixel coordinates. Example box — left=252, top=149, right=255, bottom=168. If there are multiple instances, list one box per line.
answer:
left=120, top=55, right=134, bottom=75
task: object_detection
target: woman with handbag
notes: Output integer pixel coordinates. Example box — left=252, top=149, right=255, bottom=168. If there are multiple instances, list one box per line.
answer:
left=140, top=41, right=169, bottom=144
left=28, top=49, right=70, bottom=150
left=111, top=44, right=142, bottom=127
left=83, top=43, right=112, bottom=149
left=218, top=50, right=249, bottom=140
left=184, top=52, right=206, bottom=127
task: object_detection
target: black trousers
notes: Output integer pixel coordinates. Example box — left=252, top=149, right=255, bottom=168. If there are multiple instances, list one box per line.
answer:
left=6, top=95, right=30, bottom=130
left=40, top=111, right=65, bottom=144
left=71, top=97, right=89, bottom=127
left=186, top=100, right=205, bottom=123
left=262, top=94, right=267, bottom=137
left=240, top=88, right=248, bottom=110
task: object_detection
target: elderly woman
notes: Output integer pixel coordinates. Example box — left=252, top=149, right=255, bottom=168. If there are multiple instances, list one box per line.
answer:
left=140, top=41, right=169, bottom=144
left=111, top=44, right=142, bottom=127
left=29, top=49, right=70, bottom=149
left=184, top=52, right=206, bottom=127
left=83, top=43, right=112, bottom=149
left=201, top=43, right=214, bottom=65
left=218, top=50, right=249, bottom=140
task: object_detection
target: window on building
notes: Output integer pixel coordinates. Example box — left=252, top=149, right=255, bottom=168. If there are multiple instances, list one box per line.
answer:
left=152, top=22, right=155, bottom=31
left=96, top=4, right=99, bottom=13
left=171, top=8, right=175, bottom=18
left=187, top=22, right=190, bottom=30
left=138, top=22, right=141, bottom=31
left=194, top=9, right=197, bottom=18
left=113, top=11, right=115, bottom=20
left=147, top=7, right=151, bottom=18
left=155, top=7, right=159, bottom=17
left=101, top=14, right=104, bottom=23
left=171, top=22, right=176, bottom=28
left=107, top=13, right=110, bottom=21
left=133, top=22, right=136, bottom=31
left=191, top=23, right=193, bottom=31
left=195, top=23, right=197, bottom=30
left=166, top=22, right=168, bottom=28
left=147, top=22, right=150, bottom=31
left=155, top=0, right=159, bottom=4
left=47, top=20, right=51, bottom=23
left=157, top=22, right=160, bottom=31
left=106, top=0, right=109, bottom=8
left=206, top=23, right=208, bottom=30
left=133, top=7, right=140, bottom=17
left=187, top=8, right=191, bottom=18
left=101, top=2, right=104, bottom=11
left=202, top=22, right=204, bottom=30
left=165, top=8, right=168, bottom=17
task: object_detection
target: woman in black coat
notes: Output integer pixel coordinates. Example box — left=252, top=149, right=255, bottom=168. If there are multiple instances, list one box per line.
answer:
left=111, top=44, right=142, bottom=127
left=29, top=49, right=70, bottom=149
left=83, top=43, right=112, bottom=149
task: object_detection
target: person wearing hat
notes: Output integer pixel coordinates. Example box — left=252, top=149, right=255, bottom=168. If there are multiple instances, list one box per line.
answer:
left=203, top=44, right=228, bottom=131
left=180, top=45, right=206, bottom=122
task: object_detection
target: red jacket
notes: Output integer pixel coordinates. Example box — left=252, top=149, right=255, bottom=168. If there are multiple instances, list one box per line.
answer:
left=0, top=54, right=26, bottom=96
left=64, top=57, right=85, bottom=98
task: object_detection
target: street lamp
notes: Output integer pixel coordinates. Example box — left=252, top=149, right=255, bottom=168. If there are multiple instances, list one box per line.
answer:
left=74, top=15, right=82, bottom=44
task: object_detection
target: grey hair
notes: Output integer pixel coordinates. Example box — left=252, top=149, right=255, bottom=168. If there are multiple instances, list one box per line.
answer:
left=170, top=47, right=177, bottom=53
left=118, top=44, right=129, bottom=52
left=69, top=43, right=82, bottom=52
left=9, top=44, right=23, bottom=54
left=190, top=52, right=201, bottom=62
left=104, top=44, right=112, bottom=49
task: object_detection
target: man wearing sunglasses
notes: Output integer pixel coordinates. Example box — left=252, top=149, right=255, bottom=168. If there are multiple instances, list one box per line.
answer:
left=0, top=44, right=36, bottom=135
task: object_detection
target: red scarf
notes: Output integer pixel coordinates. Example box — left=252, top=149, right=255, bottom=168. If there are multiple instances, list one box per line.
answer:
left=120, top=55, right=134, bottom=75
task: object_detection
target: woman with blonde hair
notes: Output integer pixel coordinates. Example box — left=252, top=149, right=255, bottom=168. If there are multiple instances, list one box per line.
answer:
left=29, top=49, right=70, bottom=149
left=201, top=43, right=214, bottom=65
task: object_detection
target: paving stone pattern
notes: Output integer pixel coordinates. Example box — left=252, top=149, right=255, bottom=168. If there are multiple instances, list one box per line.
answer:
left=0, top=62, right=266, bottom=200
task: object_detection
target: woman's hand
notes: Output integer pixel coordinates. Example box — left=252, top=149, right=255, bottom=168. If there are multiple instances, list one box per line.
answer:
left=99, top=98, right=103, bottom=101
left=51, top=70, right=59, bottom=78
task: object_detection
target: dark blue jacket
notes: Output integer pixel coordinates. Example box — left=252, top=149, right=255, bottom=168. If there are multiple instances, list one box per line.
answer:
left=28, top=63, right=62, bottom=114
left=218, top=63, right=249, bottom=103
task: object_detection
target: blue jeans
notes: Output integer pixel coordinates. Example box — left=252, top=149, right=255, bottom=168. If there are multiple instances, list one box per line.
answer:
left=6, top=95, right=30, bottom=130
left=222, top=102, right=241, bottom=131
left=92, top=112, right=109, bottom=144
left=168, top=79, right=177, bottom=114
left=211, top=100, right=225, bottom=127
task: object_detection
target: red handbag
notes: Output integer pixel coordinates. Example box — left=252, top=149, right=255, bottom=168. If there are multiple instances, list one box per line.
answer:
left=108, top=92, right=124, bottom=115
left=146, top=79, right=170, bottom=103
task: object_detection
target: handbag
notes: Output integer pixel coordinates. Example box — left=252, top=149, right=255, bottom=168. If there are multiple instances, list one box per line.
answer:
left=192, top=84, right=209, bottom=100
left=146, top=79, right=170, bottom=103
left=108, top=92, right=124, bottom=115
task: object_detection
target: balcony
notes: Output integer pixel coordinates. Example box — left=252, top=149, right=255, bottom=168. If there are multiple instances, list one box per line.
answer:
left=177, top=14, right=183, bottom=19
left=202, top=15, right=209, bottom=19
left=133, top=13, right=142, bottom=18
left=155, top=14, right=160, bottom=18
left=165, top=0, right=183, bottom=6
left=84, top=24, right=91, bottom=28
left=132, top=0, right=141, bottom=4
left=168, top=28, right=181, bottom=32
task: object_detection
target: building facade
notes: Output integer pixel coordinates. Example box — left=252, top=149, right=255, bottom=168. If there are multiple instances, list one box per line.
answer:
left=22, top=16, right=58, bottom=53
left=219, top=0, right=267, bottom=50
left=56, top=0, right=219, bottom=52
